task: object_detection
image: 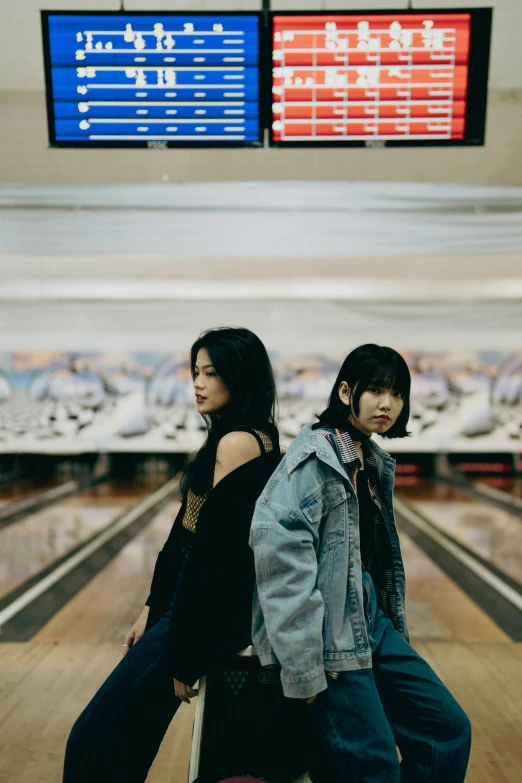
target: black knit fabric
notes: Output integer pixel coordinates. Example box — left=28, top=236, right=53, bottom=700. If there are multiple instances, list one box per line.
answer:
left=145, top=430, right=281, bottom=684
left=313, top=425, right=398, bottom=627
left=356, top=449, right=396, bottom=623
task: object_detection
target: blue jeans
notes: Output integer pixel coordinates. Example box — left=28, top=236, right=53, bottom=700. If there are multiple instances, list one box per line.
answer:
left=63, top=545, right=192, bottom=783
left=310, top=571, right=472, bottom=783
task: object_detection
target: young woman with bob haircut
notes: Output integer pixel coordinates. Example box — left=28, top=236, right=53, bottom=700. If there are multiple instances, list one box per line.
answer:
left=63, top=327, right=281, bottom=783
left=250, top=343, right=471, bottom=783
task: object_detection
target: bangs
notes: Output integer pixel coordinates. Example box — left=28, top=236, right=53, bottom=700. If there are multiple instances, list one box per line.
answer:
left=358, top=355, right=411, bottom=397
left=366, top=367, right=410, bottom=396
left=316, top=343, right=411, bottom=437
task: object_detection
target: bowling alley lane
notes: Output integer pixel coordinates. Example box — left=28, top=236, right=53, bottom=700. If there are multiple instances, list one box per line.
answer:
left=399, top=528, right=509, bottom=642
left=1, top=498, right=518, bottom=783
left=0, top=476, right=62, bottom=507
left=34, top=500, right=180, bottom=643
left=397, top=480, right=522, bottom=587
left=0, top=478, right=163, bottom=602
left=32, top=490, right=508, bottom=645
left=23, top=499, right=195, bottom=783
left=475, top=475, right=522, bottom=500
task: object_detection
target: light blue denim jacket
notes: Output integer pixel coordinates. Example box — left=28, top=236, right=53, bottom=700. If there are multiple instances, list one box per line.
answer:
left=249, top=424, right=409, bottom=699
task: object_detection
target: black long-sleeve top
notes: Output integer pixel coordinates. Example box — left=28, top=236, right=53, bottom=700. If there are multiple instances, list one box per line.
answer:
left=145, top=435, right=281, bottom=685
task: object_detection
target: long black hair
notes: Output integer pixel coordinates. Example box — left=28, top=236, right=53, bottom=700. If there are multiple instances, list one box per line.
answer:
left=180, top=327, right=278, bottom=496
left=317, top=344, right=411, bottom=438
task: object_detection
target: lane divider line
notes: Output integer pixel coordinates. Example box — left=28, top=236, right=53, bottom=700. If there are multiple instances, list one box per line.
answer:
left=0, top=480, right=78, bottom=521
left=394, top=496, right=522, bottom=613
left=436, top=474, right=522, bottom=520
left=0, top=477, right=179, bottom=631
left=471, top=481, right=522, bottom=512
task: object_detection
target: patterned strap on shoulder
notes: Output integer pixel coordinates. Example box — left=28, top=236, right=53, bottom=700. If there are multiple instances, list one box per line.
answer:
left=249, top=428, right=274, bottom=455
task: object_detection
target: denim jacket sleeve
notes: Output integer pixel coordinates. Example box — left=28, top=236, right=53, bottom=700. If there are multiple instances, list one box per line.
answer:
left=250, top=459, right=329, bottom=699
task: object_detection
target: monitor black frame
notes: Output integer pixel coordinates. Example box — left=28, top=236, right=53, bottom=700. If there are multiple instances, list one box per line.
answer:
left=41, top=9, right=267, bottom=149
left=267, top=7, right=493, bottom=149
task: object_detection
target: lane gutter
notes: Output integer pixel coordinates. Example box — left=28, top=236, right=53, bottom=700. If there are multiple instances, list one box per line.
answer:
left=0, top=474, right=110, bottom=530
left=466, top=480, right=522, bottom=513
left=436, top=474, right=522, bottom=521
left=0, top=476, right=180, bottom=640
left=394, top=496, right=522, bottom=641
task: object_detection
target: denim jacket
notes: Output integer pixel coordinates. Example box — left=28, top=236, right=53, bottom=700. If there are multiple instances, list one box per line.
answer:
left=249, top=424, right=409, bottom=699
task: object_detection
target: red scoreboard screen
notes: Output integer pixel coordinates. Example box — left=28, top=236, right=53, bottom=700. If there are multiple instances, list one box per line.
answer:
left=271, top=9, right=491, bottom=147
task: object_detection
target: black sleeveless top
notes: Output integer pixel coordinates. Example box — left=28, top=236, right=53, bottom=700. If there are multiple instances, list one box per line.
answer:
left=145, top=428, right=281, bottom=684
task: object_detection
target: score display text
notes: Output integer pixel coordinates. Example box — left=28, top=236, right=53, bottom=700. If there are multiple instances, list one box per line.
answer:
left=43, top=13, right=261, bottom=147
left=271, top=11, right=491, bottom=147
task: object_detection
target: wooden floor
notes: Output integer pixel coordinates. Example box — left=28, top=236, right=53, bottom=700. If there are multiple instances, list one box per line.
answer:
left=0, top=477, right=61, bottom=506
left=33, top=501, right=180, bottom=643
left=400, top=533, right=510, bottom=643
left=0, top=479, right=162, bottom=601
left=0, top=642, right=195, bottom=783
left=0, top=640, right=520, bottom=783
left=398, top=482, right=522, bottom=587
left=476, top=477, right=522, bottom=499
left=1, top=482, right=521, bottom=782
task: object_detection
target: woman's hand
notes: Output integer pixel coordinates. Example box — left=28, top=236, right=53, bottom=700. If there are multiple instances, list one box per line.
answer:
left=302, top=695, right=317, bottom=705
left=173, top=678, right=198, bottom=704
left=122, top=606, right=150, bottom=656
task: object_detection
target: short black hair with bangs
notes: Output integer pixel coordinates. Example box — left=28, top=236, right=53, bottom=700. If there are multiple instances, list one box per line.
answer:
left=317, top=344, right=411, bottom=438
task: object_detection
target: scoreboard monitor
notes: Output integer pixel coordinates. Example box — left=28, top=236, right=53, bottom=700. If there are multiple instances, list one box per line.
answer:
left=270, top=9, right=492, bottom=147
left=42, top=11, right=262, bottom=147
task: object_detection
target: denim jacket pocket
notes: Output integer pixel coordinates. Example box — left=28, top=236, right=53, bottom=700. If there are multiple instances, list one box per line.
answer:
left=318, top=491, right=347, bottom=552
left=322, top=548, right=356, bottom=654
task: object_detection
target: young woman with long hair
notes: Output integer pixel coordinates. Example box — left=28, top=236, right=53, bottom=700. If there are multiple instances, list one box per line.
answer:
left=63, top=327, right=280, bottom=783
left=250, top=344, right=471, bottom=783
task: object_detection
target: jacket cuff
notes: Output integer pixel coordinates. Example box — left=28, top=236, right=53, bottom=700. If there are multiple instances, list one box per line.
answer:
left=258, top=649, right=279, bottom=667
left=281, top=666, right=328, bottom=699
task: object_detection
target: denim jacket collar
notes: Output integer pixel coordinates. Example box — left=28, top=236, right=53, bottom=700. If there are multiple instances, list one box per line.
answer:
left=287, top=424, right=396, bottom=489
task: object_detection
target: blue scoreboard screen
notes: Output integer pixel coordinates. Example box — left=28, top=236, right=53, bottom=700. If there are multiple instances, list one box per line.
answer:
left=42, top=12, right=262, bottom=147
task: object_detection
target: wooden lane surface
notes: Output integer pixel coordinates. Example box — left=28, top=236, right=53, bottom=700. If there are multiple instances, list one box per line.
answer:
left=0, top=477, right=61, bottom=506
left=0, top=479, right=161, bottom=602
left=398, top=483, right=522, bottom=587
left=0, top=641, right=195, bottom=783
left=475, top=477, right=522, bottom=499
left=0, top=499, right=188, bottom=783
left=0, top=487, right=515, bottom=783
left=399, top=529, right=510, bottom=643
left=397, top=480, right=473, bottom=503
left=415, top=641, right=522, bottom=783
left=33, top=500, right=181, bottom=643
left=0, top=640, right=520, bottom=783
left=32, top=501, right=507, bottom=645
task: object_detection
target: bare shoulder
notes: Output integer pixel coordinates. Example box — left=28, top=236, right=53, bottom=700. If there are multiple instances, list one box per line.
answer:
left=216, top=431, right=261, bottom=462
left=213, top=431, right=262, bottom=486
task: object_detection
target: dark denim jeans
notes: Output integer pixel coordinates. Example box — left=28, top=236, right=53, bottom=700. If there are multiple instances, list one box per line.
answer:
left=310, top=571, right=472, bottom=783
left=62, top=545, right=192, bottom=783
